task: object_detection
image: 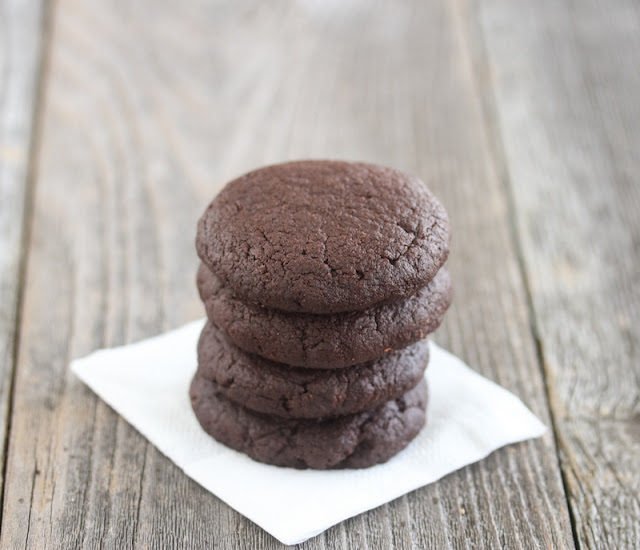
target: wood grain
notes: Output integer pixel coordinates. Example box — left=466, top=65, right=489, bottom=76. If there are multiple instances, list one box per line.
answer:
left=0, top=0, right=46, bottom=499
left=1, top=1, right=574, bottom=548
left=476, top=0, right=640, bottom=547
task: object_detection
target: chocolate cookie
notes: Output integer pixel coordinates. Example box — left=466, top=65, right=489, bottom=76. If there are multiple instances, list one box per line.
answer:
left=197, top=263, right=451, bottom=368
left=196, top=160, right=450, bottom=314
left=196, top=321, right=429, bottom=419
left=190, top=374, right=428, bottom=469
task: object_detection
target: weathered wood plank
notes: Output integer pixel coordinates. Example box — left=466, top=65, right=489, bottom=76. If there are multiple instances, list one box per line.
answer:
left=0, top=0, right=46, bottom=499
left=476, top=0, right=640, bottom=547
left=1, top=1, right=573, bottom=548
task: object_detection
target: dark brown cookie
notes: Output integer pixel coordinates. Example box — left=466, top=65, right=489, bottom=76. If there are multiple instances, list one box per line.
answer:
left=196, top=160, right=450, bottom=314
left=196, top=321, right=430, bottom=419
left=190, top=375, right=427, bottom=469
left=197, top=262, right=451, bottom=368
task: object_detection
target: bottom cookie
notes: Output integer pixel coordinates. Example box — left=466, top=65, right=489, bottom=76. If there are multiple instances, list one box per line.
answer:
left=190, top=375, right=428, bottom=469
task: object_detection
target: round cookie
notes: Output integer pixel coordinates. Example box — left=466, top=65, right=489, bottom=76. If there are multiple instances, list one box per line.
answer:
left=196, top=160, right=450, bottom=314
left=190, top=375, right=428, bottom=469
left=197, top=321, right=430, bottom=419
left=197, top=262, right=451, bottom=368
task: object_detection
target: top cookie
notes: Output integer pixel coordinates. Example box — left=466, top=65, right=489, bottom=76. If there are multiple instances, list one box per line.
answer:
left=196, top=160, right=450, bottom=314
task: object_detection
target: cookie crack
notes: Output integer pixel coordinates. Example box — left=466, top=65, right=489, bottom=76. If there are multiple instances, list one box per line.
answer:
left=319, top=230, right=339, bottom=277
left=383, top=218, right=439, bottom=266
left=332, top=414, right=376, bottom=468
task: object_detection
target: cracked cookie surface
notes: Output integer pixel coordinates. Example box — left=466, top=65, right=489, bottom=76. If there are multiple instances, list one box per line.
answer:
left=196, top=321, right=430, bottom=418
left=196, top=160, right=450, bottom=314
left=197, top=262, right=451, bottom=368
left=190, top=374, right=428, bottom=469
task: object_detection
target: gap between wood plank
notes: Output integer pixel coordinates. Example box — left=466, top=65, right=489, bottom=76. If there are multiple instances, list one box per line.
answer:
left=452, top=0, right=580, bottom=546
left=473, top=1, right=640, bottom=545
left=0, top=0, right=53, bottom=532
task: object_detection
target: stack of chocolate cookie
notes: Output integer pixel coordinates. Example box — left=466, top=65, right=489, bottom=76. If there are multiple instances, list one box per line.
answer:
left=191, top=161, right=451, bottom=469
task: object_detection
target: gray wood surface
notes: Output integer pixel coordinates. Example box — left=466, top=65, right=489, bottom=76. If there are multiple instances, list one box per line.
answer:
left=1, top=1, right=573, bottom=548
left=1, top=0, right=638, bottom=548
left=476, top=0, right=640, bottom=547
left=0, top=0, right=46, bottom=498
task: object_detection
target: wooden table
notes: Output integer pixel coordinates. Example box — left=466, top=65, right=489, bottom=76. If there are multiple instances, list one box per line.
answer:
left=1, top=1, right=638, bottom=548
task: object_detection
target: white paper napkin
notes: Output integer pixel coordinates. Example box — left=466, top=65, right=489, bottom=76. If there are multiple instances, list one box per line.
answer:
left=71, top=318, right=546, bottom=545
